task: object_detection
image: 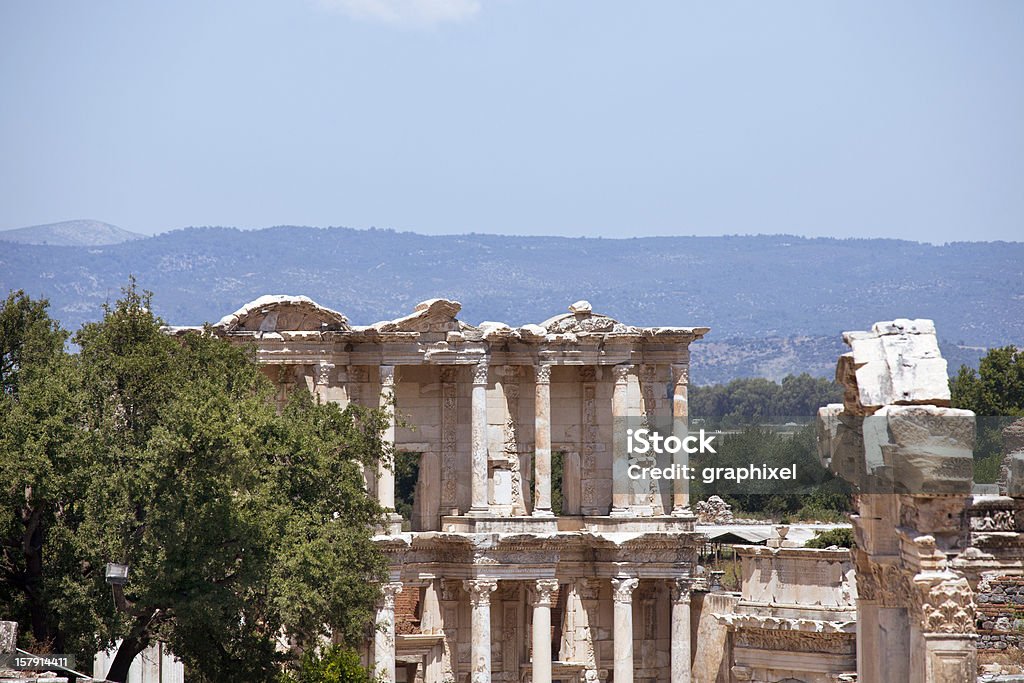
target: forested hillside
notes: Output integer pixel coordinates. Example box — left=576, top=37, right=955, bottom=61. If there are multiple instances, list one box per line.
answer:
left=2, top=226, right=1018, bottom=382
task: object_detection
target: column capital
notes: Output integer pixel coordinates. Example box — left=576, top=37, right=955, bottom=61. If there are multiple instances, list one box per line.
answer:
left=611, top=577, right=640, bottom=603
left=463, top=578, right=498, bottom=606
left=612, top=364, right=634, bottom=384
left=670, top=578, right=692, bottom=605
left=472, top=359, right=489, bottom=386
left=535, top=364, right=552, bottom=385
left=379, top=581, right=403, bottom=610
left=532, top=579, right=560, bottom=607
left=316, top=360, right=335, bottom=386
left=380, top=364, right=396, bottom=387
left=670, top=363, right=689, bottom=385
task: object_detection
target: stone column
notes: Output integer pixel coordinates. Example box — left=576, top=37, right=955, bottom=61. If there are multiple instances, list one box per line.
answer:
left=374, top=582, right=403, bottom=683
left=611, top=577, right=639, bottom=683
left=611, top=365, right=634, bottom=515
left=671, top=364, right=690, bottom=514
left=469, top=360, right=490, bottom=515
left=464, top=579, right=498, bottom=683
left=532, top=579, right=559, bottom=683
left=670, top=579, right=692, bottom=683
left=534, top=365, right=554, bottom=516
left=378, top=365, right=397, bottom=513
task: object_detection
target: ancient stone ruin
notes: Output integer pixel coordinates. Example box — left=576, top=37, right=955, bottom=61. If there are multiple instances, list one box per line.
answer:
left=165, top=300, right=1024, bottom=682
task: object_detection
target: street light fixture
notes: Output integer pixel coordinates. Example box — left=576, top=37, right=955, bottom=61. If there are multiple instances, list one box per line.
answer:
left=105, top=562, right=129, bottom=586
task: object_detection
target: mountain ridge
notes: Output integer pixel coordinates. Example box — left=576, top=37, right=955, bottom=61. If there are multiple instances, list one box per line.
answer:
left=0, top=219, right=145, bottom=246
left=1, top=225, right=1019, bottom=383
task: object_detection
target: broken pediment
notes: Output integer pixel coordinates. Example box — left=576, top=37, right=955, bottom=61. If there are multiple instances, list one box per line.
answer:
left=539, top=300, right=636, bottom=335
left=214, top=295, right=350, bottom=333
left=372, top=298, right=469, bottom=334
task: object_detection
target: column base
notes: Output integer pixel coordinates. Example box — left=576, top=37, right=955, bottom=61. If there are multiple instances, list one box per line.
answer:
left=467, top=506, right=490, bottom=517
left=532, top=509, right=555, bottom=517
left=671, top=506, right=695, bottom=518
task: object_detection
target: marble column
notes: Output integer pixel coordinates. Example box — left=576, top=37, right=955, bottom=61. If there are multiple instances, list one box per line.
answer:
left=610, top=364, right=634, bottom=515
left=378, top=365, right=397, bottom=513
left=533, top=365, right=554, bottom=516
left=464, top=579, right=498, bottom=683
left=670, top=578, right=692, bottom=683
left=469, top=360, right=490, bottom=515
left=611, top=577, right=639, bottom=683
left=374, top=581, right=403, bottom=683
left=671, top=363, right=690, bottom=515
left=532, top=579, right=559, bottom=683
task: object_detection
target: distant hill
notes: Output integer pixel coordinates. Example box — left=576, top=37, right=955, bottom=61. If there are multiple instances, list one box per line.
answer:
left=1, top=226, right=1020, bottom=383
left=0, top=220, right=144, bottom=246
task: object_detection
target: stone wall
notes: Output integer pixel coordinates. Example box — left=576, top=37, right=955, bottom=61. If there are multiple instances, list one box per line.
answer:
left=977, top=576, right=1024, bottom=651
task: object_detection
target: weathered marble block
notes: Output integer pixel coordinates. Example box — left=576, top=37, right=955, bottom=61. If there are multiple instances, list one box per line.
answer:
left=838, top=318, right=950, bottom=415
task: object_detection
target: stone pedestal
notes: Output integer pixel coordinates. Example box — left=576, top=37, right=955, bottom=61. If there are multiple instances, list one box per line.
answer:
left=465, top=579, right=497, bottom=683
left=374, top=582, right=403, bottom=683
left=532, top=579, right=559, bottom=683
left=533, top=365, right=554, bottom=516
left=611, top=577, right=639, bottom=683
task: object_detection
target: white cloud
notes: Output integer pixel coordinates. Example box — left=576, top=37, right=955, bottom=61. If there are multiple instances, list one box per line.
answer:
left=317, top=0, right=481, bottom=27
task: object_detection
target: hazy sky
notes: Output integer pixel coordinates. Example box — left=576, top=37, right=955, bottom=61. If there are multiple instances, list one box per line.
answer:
left=1, top=1, right=1022, bottom=242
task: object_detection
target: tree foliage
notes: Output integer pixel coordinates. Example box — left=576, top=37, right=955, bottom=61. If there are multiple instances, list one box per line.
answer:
left=690, top=373, right=842, bottom=424
left=805, top=527, right=855, bottom=549
left=281, top=645, right=377, bottom=683
left=0, top=284, right=390, bottom=682
left=950, top=346, right=1024, bottom=483
left=950, top=346, right=1024, bottom=418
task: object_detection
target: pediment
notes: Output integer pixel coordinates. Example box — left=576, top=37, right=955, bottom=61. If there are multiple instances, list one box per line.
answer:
left=540, top=300, right=635, bottom=335
left=215, top=295, right=350, bottom=332
left=373, top=299, right=467, bottom=334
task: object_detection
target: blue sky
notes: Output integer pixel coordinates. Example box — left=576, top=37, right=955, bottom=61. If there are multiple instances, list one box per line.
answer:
left=1, top=1, right=1021, bottom=242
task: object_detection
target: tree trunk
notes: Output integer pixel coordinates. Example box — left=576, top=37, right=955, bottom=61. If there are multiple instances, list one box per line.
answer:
left=103, top=634, right=148, bottom=683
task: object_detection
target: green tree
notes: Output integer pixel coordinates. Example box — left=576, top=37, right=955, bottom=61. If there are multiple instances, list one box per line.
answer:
left=281, top=645, right=377, bottom=683
left=0, top=291, right=92, bottom=655
left=950, top=346, right=1024, bottom=417
left=0, top=284, right=391, bottom=682
left=950, top=346, right=1024, bottom=482
left=805, top=527, right=855, bottom=549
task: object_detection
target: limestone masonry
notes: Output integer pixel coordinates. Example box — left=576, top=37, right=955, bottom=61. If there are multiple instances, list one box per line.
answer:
left=159, top=300, right=1023, bottom=683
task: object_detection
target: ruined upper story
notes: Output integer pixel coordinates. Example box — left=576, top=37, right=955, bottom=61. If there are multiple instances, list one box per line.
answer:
left=167, top=295, right=710, bottom=532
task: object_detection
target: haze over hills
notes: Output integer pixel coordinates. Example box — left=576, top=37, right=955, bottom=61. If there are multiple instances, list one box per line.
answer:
left=0, top=219, right=144, bottom=246
left=1, top=225, right=1020, bottom=384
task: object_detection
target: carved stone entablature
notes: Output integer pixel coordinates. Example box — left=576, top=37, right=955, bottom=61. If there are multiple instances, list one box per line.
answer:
left=970, top=509, right=1016, bottom=532
left=463, top=578, right=498, bottom=606
left=611, top=577, right=639, bottom=603
left=912, top=574, right=976, bottom=635
left=720, top=614, right=857, bottom=634
left=734, top=628, right=856, bottom=656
